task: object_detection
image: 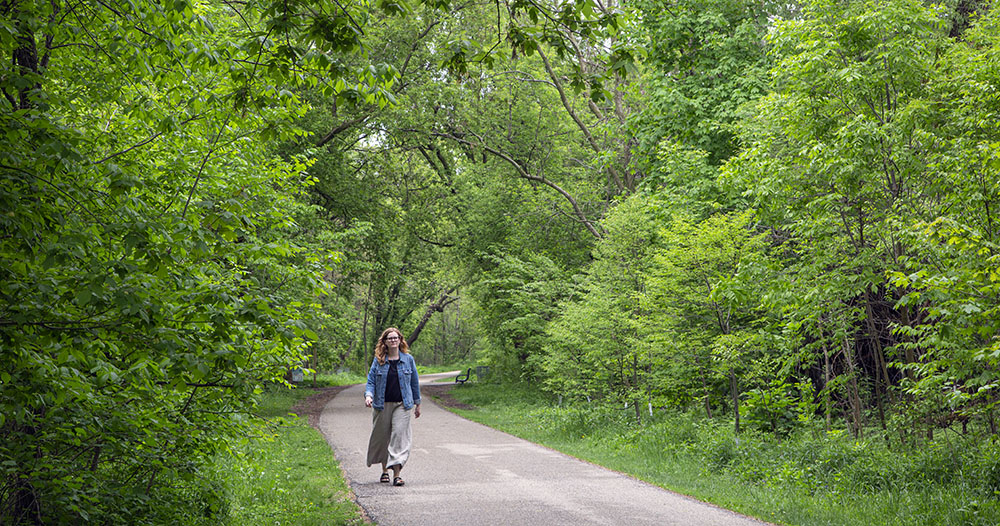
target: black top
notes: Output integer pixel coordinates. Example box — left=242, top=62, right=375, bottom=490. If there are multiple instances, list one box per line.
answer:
left=385, top=359, right=403, bottom=403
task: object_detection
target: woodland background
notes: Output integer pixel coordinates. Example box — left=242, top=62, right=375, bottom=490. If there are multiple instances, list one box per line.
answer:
left=3, top=0, right=1000, bottom=522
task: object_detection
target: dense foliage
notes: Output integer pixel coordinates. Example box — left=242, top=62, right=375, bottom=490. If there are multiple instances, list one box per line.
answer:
left=492, top=0, right=1000, bottom=448
left=0, top=0, right=631, bottom=522
left=0, top=0, right=345, bottom=521
left=5, top=0, right=1000, bottom=521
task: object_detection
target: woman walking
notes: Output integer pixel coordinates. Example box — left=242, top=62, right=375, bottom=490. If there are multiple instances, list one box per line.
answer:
left=364, top=327, right=421, bottom=486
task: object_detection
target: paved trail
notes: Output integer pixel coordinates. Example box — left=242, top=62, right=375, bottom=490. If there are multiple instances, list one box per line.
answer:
left=318, top=372, right=771, bottom=526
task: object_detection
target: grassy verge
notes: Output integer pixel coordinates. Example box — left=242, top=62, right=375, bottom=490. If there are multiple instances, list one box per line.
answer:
left=449, top=383, right=1000, bottom=526
left=212, top=381, right=365, bottom=525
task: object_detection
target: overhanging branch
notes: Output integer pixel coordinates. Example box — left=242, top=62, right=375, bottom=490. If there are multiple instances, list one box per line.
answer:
left=432, top=130, right=604, bottom=239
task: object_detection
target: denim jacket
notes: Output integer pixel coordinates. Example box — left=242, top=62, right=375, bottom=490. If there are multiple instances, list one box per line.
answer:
left=364, top=353, right=421, bottom=411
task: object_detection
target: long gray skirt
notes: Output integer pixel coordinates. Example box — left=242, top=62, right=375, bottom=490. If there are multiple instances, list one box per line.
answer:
left=366, top=401, right=412, bottom=469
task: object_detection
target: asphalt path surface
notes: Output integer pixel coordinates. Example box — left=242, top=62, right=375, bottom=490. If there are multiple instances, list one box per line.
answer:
left=318, top=372, right=772, bottom=526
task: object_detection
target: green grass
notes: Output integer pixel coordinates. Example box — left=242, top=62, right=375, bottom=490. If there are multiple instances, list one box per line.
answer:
left=213, top=383, right=365, bottom=525
left=449, top=383, right=1000, bottom=526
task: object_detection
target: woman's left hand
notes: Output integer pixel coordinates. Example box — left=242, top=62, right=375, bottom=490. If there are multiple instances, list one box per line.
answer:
left=414, top=404, right=421, bottom=418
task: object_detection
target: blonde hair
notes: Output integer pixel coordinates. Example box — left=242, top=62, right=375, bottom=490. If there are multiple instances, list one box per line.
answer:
left=374, top=327, right=409, bottom=365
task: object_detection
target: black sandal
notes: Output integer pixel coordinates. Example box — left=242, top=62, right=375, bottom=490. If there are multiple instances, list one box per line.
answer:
left=380, top=473, right=390, bottom=483
left=393, top=476, right=405, bottom=486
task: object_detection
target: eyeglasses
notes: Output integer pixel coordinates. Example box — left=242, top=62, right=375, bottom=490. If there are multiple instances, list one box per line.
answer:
left=385, top=336, right=400, bottom=341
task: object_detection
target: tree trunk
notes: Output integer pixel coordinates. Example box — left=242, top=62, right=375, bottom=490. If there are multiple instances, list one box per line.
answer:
left=900, top=306, right=918, bottom=383
left=863, top=289, right=891, bottom=430
left=407, top=287, right=457, bottom=347
left=873, top=367, right=887, bottom=432
left=9, top=422, right=43, bottom=524
left=360, top=286, right=371, bottom=363
left=12, top=477, right=42, bottom=525
left=311, top=350, right=318, bottom=387
left=843, top=336, right=864, bottom=438
left=632, top=354, right=641, bottom=425
left=988, top=405, right=997, bottom=436
left=11, top=1, right=40, bottom=109
left=730, top=367, right=740, bottom=434
left=824, top=342, right=831, bottom=431
left=875, top=343, right=895, bottom=405
left=341, top=338, right=355, bottom=369
left=699, top=356, right=713, bottom=418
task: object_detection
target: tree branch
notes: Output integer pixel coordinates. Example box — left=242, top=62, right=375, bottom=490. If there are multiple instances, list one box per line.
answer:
left=536, top=46, right=625, bottom=193
left=398, top=18, right=441, bottom=80
left=414, top=231, right=455, bottom=247
left=407, top=286, right=459, bottom=347
left=433, top=130, right=604, bottom=239
left=316, top=115, right=368, bottom=147
left=96, top=115, right=204, bottom=164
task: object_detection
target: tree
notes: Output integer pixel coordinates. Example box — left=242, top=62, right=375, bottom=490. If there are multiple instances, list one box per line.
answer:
left=1, top=0, right=639, bottom=520
left=888, top=7, right=1000, bottom=436
left=282, top=0, right=628, bottom=364
left=643, top=210, right=772, bottom=429
left=544, top=194, right=663, bottom=421
left=475, top=252, right=577, bottom=381
left=720, top=0, right=976, bottom=437
left=631, top=0, right=773, bottom=167
left=0, top=1, right=334, bottom=522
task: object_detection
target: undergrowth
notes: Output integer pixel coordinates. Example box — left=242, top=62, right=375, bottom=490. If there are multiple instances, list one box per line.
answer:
left=212, top=380, right=364, bottom=525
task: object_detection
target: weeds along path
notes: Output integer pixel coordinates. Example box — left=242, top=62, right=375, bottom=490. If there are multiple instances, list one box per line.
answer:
left=318, top=373, right=772, bottom=526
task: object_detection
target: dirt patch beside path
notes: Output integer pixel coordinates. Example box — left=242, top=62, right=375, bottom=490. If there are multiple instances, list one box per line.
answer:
left=421, top=383, right=476, bottom=411
left=290, top=385, right=352, bottom=428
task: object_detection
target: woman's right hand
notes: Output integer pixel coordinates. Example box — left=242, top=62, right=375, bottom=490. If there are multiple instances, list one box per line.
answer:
left=365, top=396, right=373, bottom=407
